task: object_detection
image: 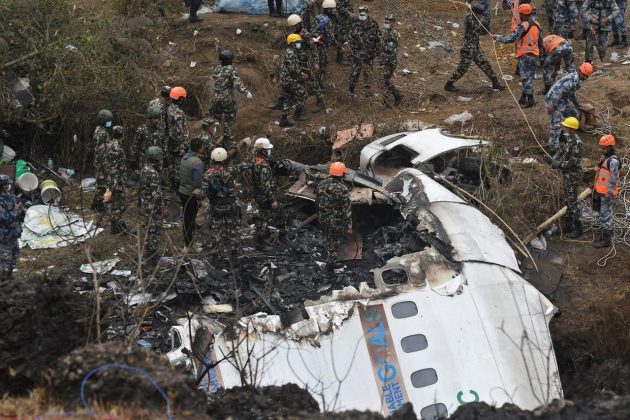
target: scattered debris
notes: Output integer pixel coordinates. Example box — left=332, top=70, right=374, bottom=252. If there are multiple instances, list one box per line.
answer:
left=457, top=96, right=472, bottom=102
left=502, top=74, right=514, bottom=81
left=79, top=257, right=120, bottom=274
left=333, top=123, right=374, bottom=151
left=444, top=110, right=473, bottom=125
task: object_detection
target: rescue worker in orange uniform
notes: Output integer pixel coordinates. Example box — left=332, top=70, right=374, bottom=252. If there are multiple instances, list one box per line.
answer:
left=492, top=3, right=543, bottom=108
left=541, top=34, right=576, bottom=93
left=593, top=134, right=621, bottom=248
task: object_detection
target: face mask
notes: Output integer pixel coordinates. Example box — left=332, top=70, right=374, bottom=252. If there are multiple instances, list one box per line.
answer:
left=104, top=121, right=113, bottom=128
left=266, top=149, right=272, bottom=158
left=359, top=15, right=367, bottom=21
left=383, top=23, right=390, bottom=30
left=295, top=42, right=302, bottom=49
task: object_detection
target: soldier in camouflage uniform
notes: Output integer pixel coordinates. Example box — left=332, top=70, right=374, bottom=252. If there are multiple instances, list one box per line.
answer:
left=200, top=118, right=221, bottom=165
left=316, top=162, right=350, bottom=269
left=148, top=86, right=171, bottom=130
left=348, top=6, right=381, bottom=97
left=593, top=134, right=620, bottom=248
left=380, top=15, right=403, bottom=107
left=582, top=0, right=620, bottom=62
left=104, top=126, right=134, bottom=235
left=311, top=0, right=338, bottom=99
left=544, top=63, right=592, bottom=153
left=251, top=138, right=278, bottom=244
left=610, top=0, right=628, bottom=48
left=140, top=146, right=163, bottom=261
left=551, top=117, right=583, bottom=238
left=542, top=35, right=576, bottom=93
left=553, top=0, right=579, bottom=38
left=334, top=0, right=354, bottom=65
left=279, top=34, right=309, bottom=128
left=445, top=4, right=504, bottom=93
left=91, top=110, right=113, bottom=213
left=203, top=147, right=241, bottom=258
left=133, top=106, right=167, bottom=173
left=167, top=86, right=190, bottom=189
left=210, top=50, right=252, bottom=149
left=0, top=175, right=24, bottom=282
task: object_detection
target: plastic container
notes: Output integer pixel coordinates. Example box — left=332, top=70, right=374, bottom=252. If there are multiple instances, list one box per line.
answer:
left=1, top=145, right=16, bottom=163
left=16, top=172, right=38, bottom=192
left=15, top=160, right=29, bottom=179
left=40, top=179, right=61, bottom=204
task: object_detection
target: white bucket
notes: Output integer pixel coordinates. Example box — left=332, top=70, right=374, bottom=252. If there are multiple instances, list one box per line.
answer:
left=40, top=179, right=61, bottom=204
left=16, top=172, right=38, bottom=192
left=1, top=145, right=16, bottom=163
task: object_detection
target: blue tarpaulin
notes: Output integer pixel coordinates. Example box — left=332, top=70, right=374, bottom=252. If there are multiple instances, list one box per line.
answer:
left=217, top=0, right=307, bottom=15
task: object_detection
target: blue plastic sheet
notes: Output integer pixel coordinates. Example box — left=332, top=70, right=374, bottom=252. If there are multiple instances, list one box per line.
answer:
left=217, top=0, right=307, bottom=15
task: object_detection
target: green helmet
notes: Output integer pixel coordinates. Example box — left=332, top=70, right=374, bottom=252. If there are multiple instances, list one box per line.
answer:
left=146, top=106, right=162, bottom=119
left=146, top=146, right=163, bottom=162
left=97, top=109, right=113, bottom=124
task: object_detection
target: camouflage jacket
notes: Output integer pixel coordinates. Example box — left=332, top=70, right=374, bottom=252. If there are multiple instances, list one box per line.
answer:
left=167, top=103, right=190, bottom=153
left=336, top=0, right=354, bottom=22
left=134, top=122, right=167, bottom=169
left=295, top=28, right=315, bottom=69
left=312, top=13, right=337, bottom=47
left=212, top=64, right=249, bottom=102
left=280, top=47, right=304, bottom=87
left=380, top=27, right=400, bottom=65
left=149, top=97, right=169, bottom=128
left=140, top=163, right=163, bottom=214
left=93, top=125, right=111, bottom=171
left=554, top=132, right=583, bottom=173
left=544, top=72, right=581, bottom=110
left=461, top=12, right=490, bottom=54
left=252, top=155, right=276, bottom=206
left=203, top=163, right=239, bottom=211
left=200, top=132, right=217, bottom=165
left=316, top=176, right=350, bottom=224
left=349, top=18, right=382, bottom=61
left=581, top=0, right=620, bottom=31
left=103, top=138, right=127, bottom=188
left=0, top=190, right=23, bottom=241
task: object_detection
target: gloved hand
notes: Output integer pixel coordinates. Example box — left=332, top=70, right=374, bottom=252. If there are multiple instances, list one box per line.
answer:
left=603, top=194, right=612, bottom=203
left=551, top=159, right=561, bottom=169
left=192, top=188, right=203, bottom=198
left=246, top=91, right=253, bottom=100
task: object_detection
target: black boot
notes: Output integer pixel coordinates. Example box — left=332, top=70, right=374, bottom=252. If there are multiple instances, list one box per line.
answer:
left=565, top=222, right=583, bottom=239
left=617, top=35, right=628, bottom=49
left=312, top=98, right=324, bottom=113
left=543, top=84, right=552, bottom=94
left=293, top=107, right=308, bottom=121
left=91, top=200, right=105, bottom=213
left=609, top=33, right=620, bottom=47
left=593, top=230, right=612, bottom=248
left=336, top=48, right=349, bottom=66
left=349, top=84, right=356, bottom=96
left=267, top=101, right=282, bottom=110
left=580, top=29, right=589, bottom=41
left=518, top=92, right=527, bottom=106
left=110, top=221, right=121, bottom=235
left=393, top=89, right=403, bottom=106
left=444, top=81, right=458, bottom=92
left=491, top=77, right=505, bottom=91
left=279, top=114, right=293, bottom=127
left=521, top=93, right=535, bottom=108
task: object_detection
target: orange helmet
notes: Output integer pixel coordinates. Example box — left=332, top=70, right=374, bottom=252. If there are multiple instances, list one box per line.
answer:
left=579, top=62, right=593, bottom=77
left=169, top=86, right=187, bottom=100
left=599, top=134, right=616, bottom=147
left=518, top=4, right=533, bottom=15
left=329, top=162, right=346, bottom=177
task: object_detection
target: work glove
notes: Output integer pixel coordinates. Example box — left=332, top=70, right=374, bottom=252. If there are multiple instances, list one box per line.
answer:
left=551, top=159, right=561, bottom=169
left=246, top=91, right=253, bottom=100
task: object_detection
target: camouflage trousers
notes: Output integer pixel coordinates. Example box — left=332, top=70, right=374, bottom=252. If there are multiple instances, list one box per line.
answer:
left=110, top=187, right=127, bottom=225
left=143, top=208, right=162, bottom=257
left=281, top=82, right=308, bottom=115
left=518, top=54, right=538, bottom=95
left=585, top=29, right=610, bottom=62
left=167, top=152, right=180, bottom=190
left=548, top=102, right=578, bottom=150
left=449, top=49, right=496, bottom=82
left=254, top=202, right=273, bottom=242
left=544, top=0, right=556, bottom=28
left=563, top=170, right=580, bottom=231
left=553, top=10, right=578, bottom=38
left=92, top=174, right=106, bottom=209
left=208, top=207, right=240, bottom=256
left=335, top=19, right=351, bottom=45
left=0, top=239, right=19, bottom=281
left=599, top=194, right=614, bottom=231
left=321, top=221, right=345, bottom=264
left=349, top=58, right=374, bottom=92
left=543, top=43, right=575, bottom=87
left=315, top=46, right=329, bottom=91
left=613, top=0, right=627, bottom=35
left=210, top=97, right=237, bottom=140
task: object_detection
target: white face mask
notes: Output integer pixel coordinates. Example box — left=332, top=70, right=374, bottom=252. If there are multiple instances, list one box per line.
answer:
left=383, top=23, right=390, bottom=29
left=359, top=15, right=367, bottom=21
left=266, top=149, right=272, bottom=157
left=295, top=42, right=302, bottom=49
left=104, top=121, right=113, bottom=128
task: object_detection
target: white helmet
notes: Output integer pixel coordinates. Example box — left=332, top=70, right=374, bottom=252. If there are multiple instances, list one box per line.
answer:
left=211, top=147, right=228, bottom=162
left=287, top=14, right=302, bottom=26
left=254, top=137, right=273, bottom=150
left=322, top=0, right=336, bottom=8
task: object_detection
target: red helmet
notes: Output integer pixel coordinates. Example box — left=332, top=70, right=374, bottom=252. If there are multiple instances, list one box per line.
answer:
left=518, top=4, right=533, bottom=15
left=329, top=162, right=346, bottom=177
left=579, top=62, right=593, bottom=77
left=169, top=86, right=187, bottom=100
left=599, top=134, right=615, bottom=147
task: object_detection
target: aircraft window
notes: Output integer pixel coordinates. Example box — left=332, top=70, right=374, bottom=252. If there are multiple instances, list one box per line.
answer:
left=170, top=330, right=182, bottom=351
left=382, top=268, right=409, bottom=285
left=391, top=301, right=418, bottom=319
left=401, top=334, right=428, bottom=352
left=411, top=368, right=438, bottom=388
left=420, top=403, right=447, bottom=420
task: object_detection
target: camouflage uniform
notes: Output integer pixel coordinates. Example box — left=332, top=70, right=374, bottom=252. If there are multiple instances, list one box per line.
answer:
left=133, top=121, right=167, bottom=172
left=348, top=16, right=381, bottom=94
left=449, top=12, right=497, bottom=83
left=380, top=23, right=401, bottom=104
left=252, top=154, right=276, bottom=242
left=542, top=39, right=576, bottom=88
left=167, top=102, right=190, bottom=188
left=553, top=0, right=580, bottom=37
left=495, top=19, right=543, bottom=95
left=203, top=162, right=240, bottom=256
left=597, top=151, right=620, bottom=231
left=553, top=131, right=583, bottom=233
left=582, top=0, right=620, bottom=62
left=612, top=0, right=627, bottom=37
left=335, top=0, right=354, bottom=46
left=544, top=72, right=581, bottom=151
left=316, top=176, right=350, bottom=264
left=200, top=131, right=218, bottom=165
left=545, top=0, right=558, bottom=28
left=148, top=97, right=169, bottom=129
left=91, top=125, right=111, bottom=210
left=0, top=189, right=23, bottom=281
left=140, top=161, right=163, bottom=257
left=280, top=46, right=308, bottom=116
left=103, top=135, right=128, bottom=227
left=210, top=64, right=250, bottom=148
left=312, top=13, right=336, bottom=90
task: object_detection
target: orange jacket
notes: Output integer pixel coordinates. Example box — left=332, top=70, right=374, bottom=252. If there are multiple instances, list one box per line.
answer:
left=542, top=34, right=566, bottom=54
left=516, top=21, right=540, bottom=57
left=594, top=156, right=620, bottom=196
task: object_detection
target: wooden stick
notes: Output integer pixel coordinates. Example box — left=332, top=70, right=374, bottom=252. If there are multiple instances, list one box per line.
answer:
left=522, top=187, right=592, bottom=244
left=2, top=49, right=43, bottom=69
